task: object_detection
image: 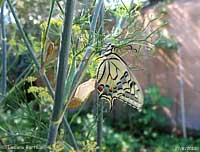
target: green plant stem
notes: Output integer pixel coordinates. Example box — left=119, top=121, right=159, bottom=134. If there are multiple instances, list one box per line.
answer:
left=15, top=63, right=33, bottom=83
left=63, top=116, right=78, bottom=149
left=64, top=0, right=103, bottom=110
left=47, top=0, right=103, bottom=148
left=50, top=3, right=104, bottom=148
left=0, top=0, right=7, bottom=102
left=7, top=0, right=39, bottom=69
left=41, top=0, right=55, bottom=66
left=47, top=0, right=76, bottom=147
left=88, top=0, right=103, bottom=42
left=6, top=0, right=77, bottom=149
left=97, top=98, right=103, bottom=152
left=56, top=0, right=64, bottom=15
left=6, top=0, right=54, bottom=97
left=96, top=3, right=104, bottom=152
left=52, top=2, right=103, bottom=145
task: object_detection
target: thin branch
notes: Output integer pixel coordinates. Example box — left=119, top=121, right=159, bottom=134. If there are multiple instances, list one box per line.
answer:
left=41, top=0, right=56, bottom=68
left=6, top=0, right=54, bottom=97
left=6, top=0, right=76, bottom=149
left=0, top=0, right=7, bottom=102
left=15, top=63, right=33, bottom=83
left=64, top=0, right=103, bottom=110
left=6, top=0, right=39, bottom=69
left=63, top=116, right=78, bottom=149
left=56, top=0, right=64, bottom=15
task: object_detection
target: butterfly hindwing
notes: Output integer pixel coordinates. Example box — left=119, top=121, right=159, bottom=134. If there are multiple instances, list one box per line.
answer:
left=96, top=50, right=143, bottom=111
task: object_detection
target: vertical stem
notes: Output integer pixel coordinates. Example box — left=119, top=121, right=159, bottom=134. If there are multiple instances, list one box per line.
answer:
left=6, top=0, right=54, bottom=97
left=1, top=0, right=7, bottom=101
left=63, top=116, right=78, bottom=149
left=6, top=0, right=39, bottom=69
left=56, top=0, right=64, bottom=15
left=6, top=0, right=77, bottom=149
left=41, top=0, right=55, bottom=66
left=47, top=0, right=76, bottom=146
left=96, top=3, right=104, bottom=152
left=97, top=98, right=103, bottom=152
left=52, top=2, right=104, bottom=141
left=178, top=48, right=187, bottom=138
left=65, top=0, right=103, bottom=108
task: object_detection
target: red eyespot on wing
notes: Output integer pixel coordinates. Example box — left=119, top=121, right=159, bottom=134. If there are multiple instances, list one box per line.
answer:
left=97, top=84, right=104, bottom=92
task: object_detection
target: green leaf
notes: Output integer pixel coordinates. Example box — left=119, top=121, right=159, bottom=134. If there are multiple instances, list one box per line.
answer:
left=64, top=56, right=76, bottom=100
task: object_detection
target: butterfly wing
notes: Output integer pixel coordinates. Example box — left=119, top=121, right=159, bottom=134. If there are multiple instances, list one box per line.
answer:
left=96, top=52, right=143, bottom=110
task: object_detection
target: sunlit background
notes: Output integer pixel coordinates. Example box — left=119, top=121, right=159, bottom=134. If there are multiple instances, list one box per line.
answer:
left=0, top=0, right=200, bottom=151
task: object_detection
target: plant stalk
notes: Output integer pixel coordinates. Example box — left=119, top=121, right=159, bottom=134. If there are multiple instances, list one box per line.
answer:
left=96, top=3, right=104, bottom=152
left=55, top=1, right=103, bottom=141
left=6, top=0, right=77, bottom=149
left=97, top=98, right=103, bottom=152
left=47, top=0, right=76, bottom=146
left=64, top=0, right=103, bottom=110
left=41, top=0, right=55, bottom=66
left=6, top=0, right=54, bottom=97
left=0, top=0, right=7, bottom=102
left=47, top=0, right=103, bottom=148
left=63, top=116, right=78, bottom=149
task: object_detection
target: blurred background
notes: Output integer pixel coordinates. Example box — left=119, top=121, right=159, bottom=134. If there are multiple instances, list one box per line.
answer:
left=0, top=0, right=200, bottom=151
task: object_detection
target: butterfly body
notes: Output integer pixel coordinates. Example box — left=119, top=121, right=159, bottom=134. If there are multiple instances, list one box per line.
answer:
left=96, top=47, right=143, bottom=111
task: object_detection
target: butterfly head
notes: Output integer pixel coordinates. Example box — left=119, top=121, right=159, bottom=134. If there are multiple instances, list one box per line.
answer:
left=96, top=43, right=116, bottom=61
left=103, top=43, right=115, bottom=51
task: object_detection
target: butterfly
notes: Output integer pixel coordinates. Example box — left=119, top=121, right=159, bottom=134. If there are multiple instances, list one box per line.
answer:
left=96, top=44, right=144, bottom=111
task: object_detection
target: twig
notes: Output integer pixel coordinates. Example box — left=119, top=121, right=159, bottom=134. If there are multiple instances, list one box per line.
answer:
left=56, top=0, right=64, bottom=15
left=6, top=0, right=54, bottom=97
left=40, top=0, right=56, bottom=67
left=63, top=116, right=78, bottom=149
left=0, top=0, right=7, bottom=103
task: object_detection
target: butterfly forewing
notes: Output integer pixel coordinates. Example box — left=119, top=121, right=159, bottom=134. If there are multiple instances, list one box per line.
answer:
left=96, top=51, right=143, bottom=110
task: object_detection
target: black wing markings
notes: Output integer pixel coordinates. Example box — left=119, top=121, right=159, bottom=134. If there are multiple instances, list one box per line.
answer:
left=96, top=50, right=143, bottom=111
